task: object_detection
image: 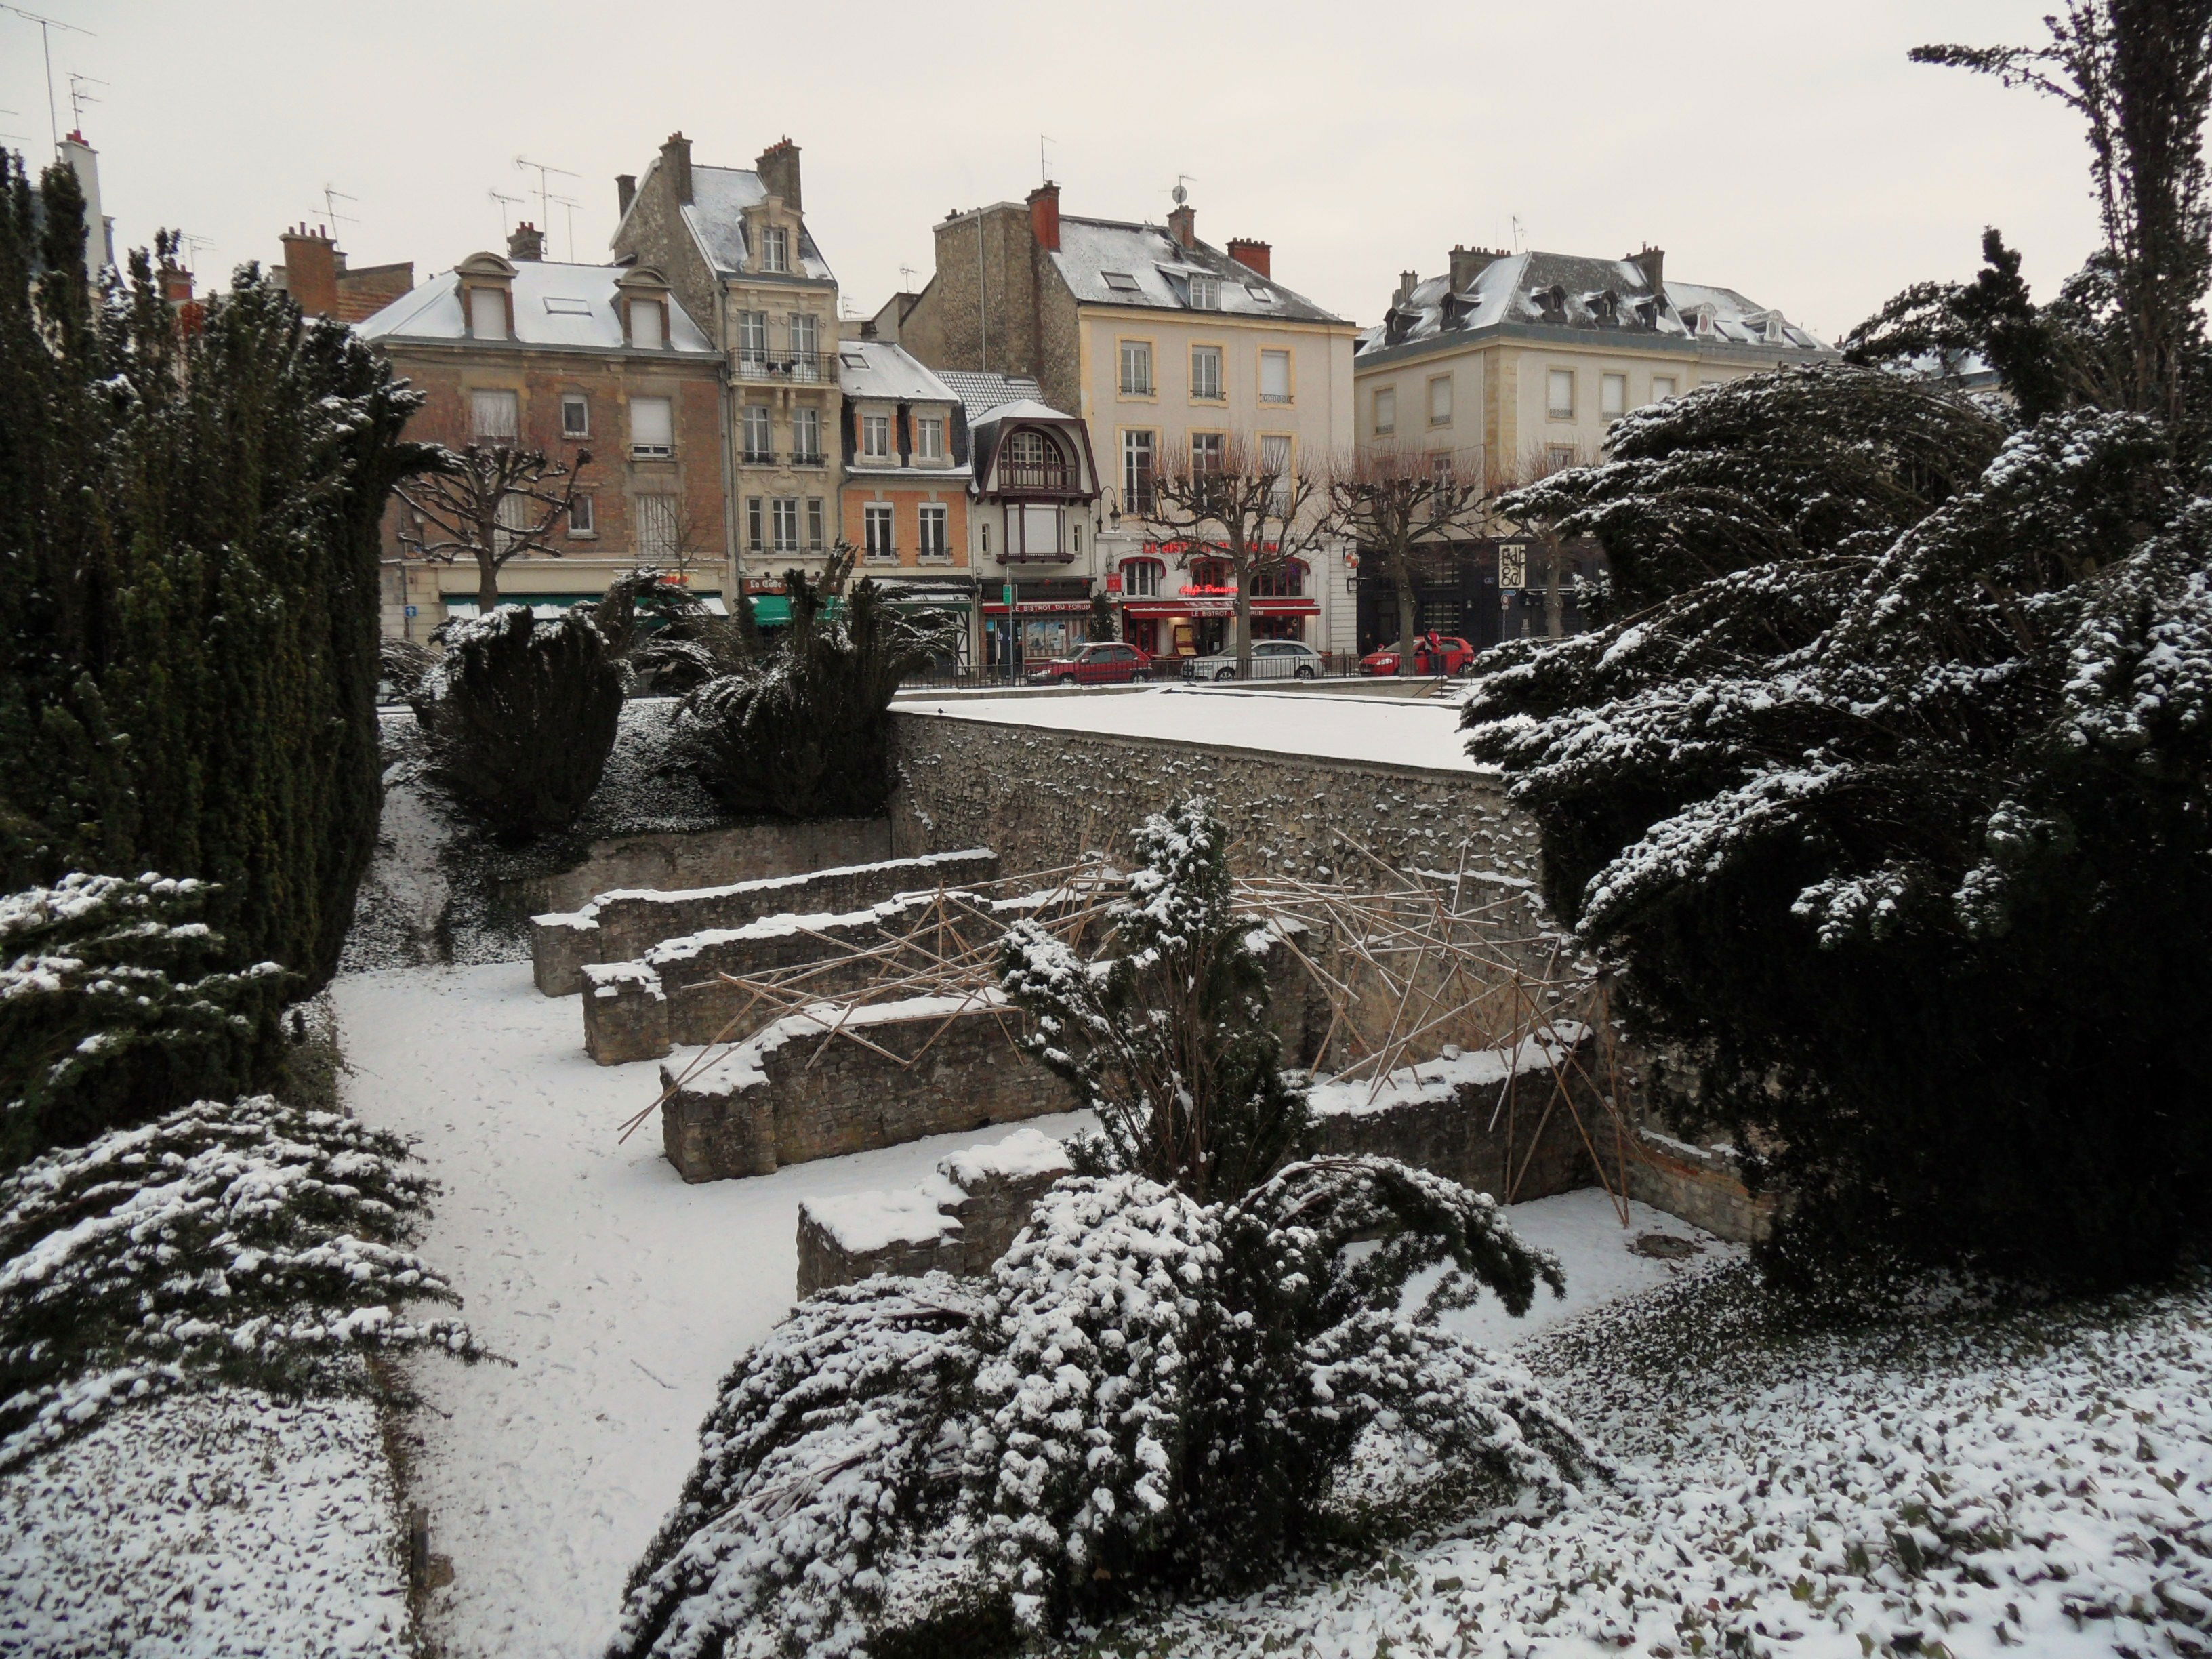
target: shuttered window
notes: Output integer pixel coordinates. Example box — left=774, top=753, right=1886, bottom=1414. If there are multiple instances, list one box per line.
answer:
left=1260, top=350, right=1291, bottom=403
left=630, top=396, right=674, bottom=457
left=628, top=299, right=663, bottom=350
left=468, top=286, right=507, bottom=340
left=636, top=494, right=679, bottom=563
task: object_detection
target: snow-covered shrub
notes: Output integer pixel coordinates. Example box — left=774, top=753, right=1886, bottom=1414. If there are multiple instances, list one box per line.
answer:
left=1001, top=796, right=1307, bottom=1201
left=410, top=605, right=624, bottom=844
left=0, top=872, right=287, bottom=1168
left=0, top=1091, right=477, bottom=1469
left=611, top=1155, right=1588, bottom=1659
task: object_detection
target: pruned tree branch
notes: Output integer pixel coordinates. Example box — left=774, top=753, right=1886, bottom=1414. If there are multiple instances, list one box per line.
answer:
left=394, top=442, right=592, bottom=612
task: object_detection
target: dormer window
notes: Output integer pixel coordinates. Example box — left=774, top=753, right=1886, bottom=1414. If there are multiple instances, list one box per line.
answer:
left=469, top=287, right=508, bottom=340
left=761, top=226, right=790, bottom=274
left=1187, top=274, right=1218, bottom=310
left=1763, top=312, right=1788, bottom=343
left=628, top=298, right=665, bottom=350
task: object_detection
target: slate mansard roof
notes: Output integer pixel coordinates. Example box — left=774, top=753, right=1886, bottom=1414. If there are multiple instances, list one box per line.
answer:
left=1048, top=216, right=1347, bottom=325
left=836, top=337, right=960, bottom=404
left=612, top=155, right=836, bottom=285
left=1356, top=250, right=1828, bottom=363
left=356, top=260, right=716, bottom=354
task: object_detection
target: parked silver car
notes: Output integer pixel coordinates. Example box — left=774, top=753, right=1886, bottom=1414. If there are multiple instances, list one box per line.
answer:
left=1181, top=640, right=1327, bottom=681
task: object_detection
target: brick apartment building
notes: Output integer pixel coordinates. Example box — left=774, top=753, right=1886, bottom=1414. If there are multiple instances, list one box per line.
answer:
left=271, top=223, right=415, bottom=325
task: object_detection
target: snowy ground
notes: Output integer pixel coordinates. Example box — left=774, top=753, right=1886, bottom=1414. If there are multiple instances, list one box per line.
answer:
left=897, top=686, right=1483, bottom=772
left=332, top=962, right=1704, bottom=1658
left=0, top=1387, right=409, bottom=1658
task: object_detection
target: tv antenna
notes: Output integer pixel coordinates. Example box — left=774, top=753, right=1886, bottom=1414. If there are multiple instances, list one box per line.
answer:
left=898, top=264, right=918, bottom=293
left=320, top=184, right=359, bottom=234
left=180, top=230, right=216, bottom=269
left=487, top=188, right=524, bottom=238
left=514, top=155, right=578, bottom=234
left=3, top=6, right=94, bottom=153
left=66, top=71, right=103, bottom=130
left=1511, top=213, right=1525, bottom=253
left=1172, top=173, right=1197, bottom=206
left=546, top=190, right=581, bottom=262
left=1038, top=133, right=1054, bottom=186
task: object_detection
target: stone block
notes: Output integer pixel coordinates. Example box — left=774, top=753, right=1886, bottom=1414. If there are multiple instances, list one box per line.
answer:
left=581, top=962, right=670, bottom=1064
left=1625, top=1130, right=1778, bottom=1244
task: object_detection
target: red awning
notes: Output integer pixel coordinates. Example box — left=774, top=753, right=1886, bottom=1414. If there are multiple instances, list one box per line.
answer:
left=981, top=601, right=1095, bottom=615
left=1120, top=597, right=1319, bottom=617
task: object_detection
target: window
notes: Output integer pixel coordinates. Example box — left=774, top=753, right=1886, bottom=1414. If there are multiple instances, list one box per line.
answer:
left=1101, top=270, right=1141, bottom=292
left=1547, top=368, right=1575, bottom=419
left=1429, top=374, right=1453, bottom=426
left=806, top=497, right=825, bottom=548
left=792, top=407, right=821, bottom=464
left=1601, top=373, right=1627, bottom=419
left=1650, top=375, right=1677, bottom=403
left=1119, top=340, right=1153, bottom=396
left=628, top=299, right=664, bottom=350
left=916, top=416, right=945, bottom=461
left=494, top=490, right=531, bottom=554
left=918, top=504, right=949, bottom=559
left=1546, top=443, right=1577, bottom=471
left=790, top=312, right=818, bottom=371
left=470, top=389, right=518, bottom=443
left=630, top=396, right=674, bottom=458
left=980, top=522, right=990, bottom=556
left=1188, top=556, right=1230, bottom=589
left=1071, top=521, right=1082, bottom=555
left=636, top=494, right=680, bottom=563
left=862, top=413, right=891, bottom=459
left=746, top=497, right=764, bottom=552
left=468, top=286, right=507, bottom=340
left=1261, top=434, right=1292, bottom=513
left=1121, top=558, right=1164, bottom=597
left=1249, top=560, right=1307, bottom=598
left=760, top=225, right=789, bottom=274
left=1245, top=283, right=1273, bottom=303
left=772, top=497, right=800, bottom=551
left=560, top=394, right=590, bottom=438
left=1431, top=452, right=1455, bottom=483
left=864, top=504, right=896, bottom=560
left=566, top=493, right=594, bottom=535
left=1260, top=349, right=1292, bottom=403
left=1122, top=430, right=1155, bottom=513
left=1373, top=386, right=1395, bottom=435
left=1190, top=344, right=1223, bottom=401
left=543, top=295, right=592, bottom=316
left=1018, top=504, right=1061, bottom=557
left=1187, top=274, right=1218, bottom=310
left=1191, top=432, right=1224, bottom=474
left=737, top=310, right=769, bottom=365
left=742, top=405, right=773, bottom=463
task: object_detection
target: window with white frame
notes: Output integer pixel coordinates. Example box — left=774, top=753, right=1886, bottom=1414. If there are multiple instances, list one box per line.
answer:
left=1120, top=340, right=1153, bottom=396
left=737, top=310, right=769, bottom=365
left=470, top=389, right=519, bottom=443
left=1190, top=344, right=1222, bottom=401
left=772, top=497, right=800, bottom=551
left=630, top=396, right=674, bottom=458
left=792, top=406, right=821, bottom=464
left=636, top=493, right=680, bottom=563
left=742, top=404, right=772, bottom=462
left=628, top=298, right=664, bottom=350
left=1262, top=434, right=1293, bottom=512
left=493, top=489, right=530, bottom=555
left=1431, top=451, right=1455, bottom=483
left=760, top=225, right=790, bottom=274
left=1546, top=443, right=1577, bottom=471
left=790, top=312, right=818, bottom=366
left=862, top=413, right=891, bottom=459
left=918, top=504, right=949, bottom=559
left=1123, top=429, right=1155, bottom=512
left=1187, top=274, right=1218, bottom=310
left=863, top=504, right=896, bottom=559
left=1650, top=375, right=1677, bottom=403
left=560, top=394, right=589, bottom=438
left=916, top=415, right=945, bottom=460
left=1429, top=374, right=1452, bottom=426
left=1547, top=368, right=1575, bottom=419
left=1601, top=372, right=1627, bottom=419
left=806, top=497, right=825, bottom=548
left=746, top=497, right=764, bottom=552
left=1374, top=386, right=1396, bottom=435
left=1121, top=557, right=1164, bottom=597
left=566, top=492, right=594, bottom=536
left=468, top=287, right=508, bottom=340
left=1260, top=348, right=1292, bottom=403
left=1191, top=432, right=1224, bottom=474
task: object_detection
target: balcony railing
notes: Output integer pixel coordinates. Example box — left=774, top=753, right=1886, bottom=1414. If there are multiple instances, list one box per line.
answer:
left=997, top=459, right=1080, bottom=492
left=735, top=349, right=834, bottom=382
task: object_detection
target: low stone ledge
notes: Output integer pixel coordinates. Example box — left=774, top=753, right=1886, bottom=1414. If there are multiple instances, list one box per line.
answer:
left=1625, top=1129, right=1778, bottom=1244
left=531, top=847, right=1000, bottom=996
left=795, top=1127, right=1073, bottom=1296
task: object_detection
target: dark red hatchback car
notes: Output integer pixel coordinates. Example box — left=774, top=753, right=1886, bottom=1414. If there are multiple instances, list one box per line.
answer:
left=1025, top=641, right=1154, bottom=685
left=1358, top=636, right=1475, bottom=676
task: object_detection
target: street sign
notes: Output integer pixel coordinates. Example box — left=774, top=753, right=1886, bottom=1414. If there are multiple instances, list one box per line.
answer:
left=403, top=605, right=418, bottom=617
left=1498, top=544, right=1528, bottom=591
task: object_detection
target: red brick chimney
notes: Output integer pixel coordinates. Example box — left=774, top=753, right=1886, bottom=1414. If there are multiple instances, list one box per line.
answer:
left=507, top=222, right=546, bottom=262
left=1027, top=182, right=1061, bottom=253
left=1168, top=201, right=1195, bottom=251
left=756, top=136, right=801, bottom=211
left=280, top=224, right=340, bottom=317
left=1227, top=237, right=1271, bottom=279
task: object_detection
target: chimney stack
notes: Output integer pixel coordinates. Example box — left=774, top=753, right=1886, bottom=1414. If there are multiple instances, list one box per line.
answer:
left=616, top=173, right=637, bottom=218
left=1395, top=270, right=1419, bottom=307
left=1629, top=244, right=1665, bottom=299
left=1168, top=201, right=1195, bottom=251
left=158, top=261, right=193, bottom=307
left=1448, top=245, right=1507, bottom=291
left=1027, top=181, right=1061, bottom=253
left=507, top=222, right=546, bottom=262
left=757, top=137, right=802, bottom=211
left=280, top=223, right=340, bottom=318
left=661, top=132, right=693, bottom=206
left=1226, top=237, right=1270, bottom=279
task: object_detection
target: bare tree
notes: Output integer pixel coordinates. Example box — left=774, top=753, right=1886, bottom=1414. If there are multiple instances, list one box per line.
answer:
left=394, top=443, right=592, bottom=613
left=1141, top=432, right=1336, bottom=673
left=1329, top=445, right=1497, bottom=673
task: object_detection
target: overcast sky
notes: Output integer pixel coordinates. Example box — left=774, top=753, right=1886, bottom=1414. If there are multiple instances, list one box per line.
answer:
left=5, top=1, right=2097, bottom=342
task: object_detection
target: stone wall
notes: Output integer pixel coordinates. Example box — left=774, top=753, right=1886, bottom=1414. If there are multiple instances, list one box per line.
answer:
left=1626, top=1130, right=1778, bottom=1245
left=531, top=848, right=1000, bottom=996
left=888, top=711, right=1537, bottom=888
left=520, top=818, right=893, bottom=916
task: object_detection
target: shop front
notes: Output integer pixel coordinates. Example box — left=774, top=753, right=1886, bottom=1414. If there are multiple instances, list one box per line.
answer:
left=981, top=577, right=1095, bottom=670
left=1110, top=550, right=1319, bottom=661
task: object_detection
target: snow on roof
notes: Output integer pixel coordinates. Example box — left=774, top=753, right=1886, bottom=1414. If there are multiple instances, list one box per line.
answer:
left=1051, top=216, right=1345, bottom=324
left=937, top=370, right=1049, bottom=423
left=356, top=260, right=715, bottom=354
left=837, top=337, right=958, bottom=403
left=967, top=396, right=1077, bottom=430
left=1356, top=249, right=1828, bottom=359
left=680, top=163, right=834, bottom=282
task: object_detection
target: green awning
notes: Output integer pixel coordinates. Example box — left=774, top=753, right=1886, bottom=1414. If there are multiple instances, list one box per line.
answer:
left=746, top=595, right=844, bottom=626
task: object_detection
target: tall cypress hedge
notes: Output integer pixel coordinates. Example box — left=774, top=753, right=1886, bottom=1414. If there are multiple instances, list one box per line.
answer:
left=0, top=152, right=429, bottom=996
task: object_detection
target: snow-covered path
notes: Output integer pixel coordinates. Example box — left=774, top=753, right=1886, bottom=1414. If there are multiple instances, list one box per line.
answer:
left=334, top=963, right=1720, bottom=1658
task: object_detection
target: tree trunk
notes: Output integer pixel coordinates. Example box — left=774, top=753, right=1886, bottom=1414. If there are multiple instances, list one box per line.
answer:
left=1543, top=542, right=1564, bottom=638
left=477, top=554, right=501, bottom=613
left=1234, top=583, right=1253, bottom=676
left=1392, top=546, right=1419, bottom=674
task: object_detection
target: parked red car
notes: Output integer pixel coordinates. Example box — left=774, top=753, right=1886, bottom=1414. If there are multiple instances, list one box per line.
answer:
left=1358, top=636, right=1475, bottom=676
left=1025, top=641, right=1154, bottom=685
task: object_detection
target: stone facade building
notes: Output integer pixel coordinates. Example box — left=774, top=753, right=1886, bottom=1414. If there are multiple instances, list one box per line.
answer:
left=1351, top=246, right=1832, bottom=651
left=356, top=226, right=726, bottom=640
left=897, top=183, right=1359, bottom=665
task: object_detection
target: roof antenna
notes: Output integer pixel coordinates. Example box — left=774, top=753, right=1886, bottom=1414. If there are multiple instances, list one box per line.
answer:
left=488, top=188, right=524, bottom=239
left=1039, top=133, right=1054, bottom=186
left=899, top=264, right=918, bottom=293
left=1173, top=173, right=1197, bottom=206
left=547, top=191, right=581, bottom=262
left=321, top=184, right=359, bottom=237
left=1511, top=213, right=1525, bottom=254
left=66, top=71, right=104, bottom=131
left=515, top=155, right=579, bottom=237
left=2, top=5, right=93, bottom=153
